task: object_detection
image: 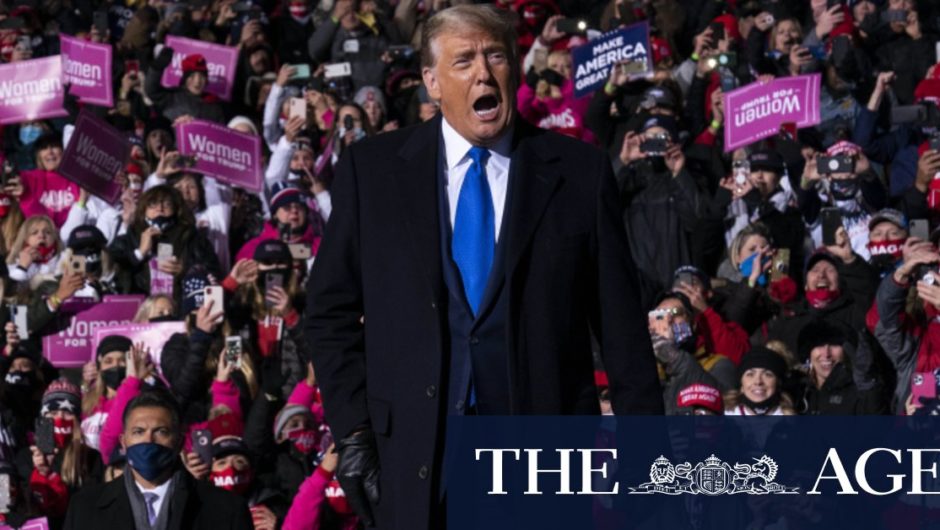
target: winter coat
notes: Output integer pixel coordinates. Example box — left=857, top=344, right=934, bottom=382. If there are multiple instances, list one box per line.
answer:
left=282, top=466, right=358, bottom=530
left=793, top=332, right=886, bottom=415
left=875, top=32, right=939, bottom=105
left=145, top=62, right=226, bottom=124
left=619, top=162, right=704, bottom=309
left=307, top=18, right=400, bottom=91
left=695, top=307, right=750, bottom=365
left=873, top=275, right=940, bottom=414
left=710, top=275, right=780, bottom=337
left=655, top=340, right=724, bottom=415
left=15, top=442, right=103, bottom=524
left=853, top=107, right=920, bottom=198
left=108, top=222, right=221, bottom=298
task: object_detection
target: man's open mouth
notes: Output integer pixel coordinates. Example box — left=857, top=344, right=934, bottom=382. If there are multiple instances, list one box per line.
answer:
left=473, top=94, right=500, bottom=121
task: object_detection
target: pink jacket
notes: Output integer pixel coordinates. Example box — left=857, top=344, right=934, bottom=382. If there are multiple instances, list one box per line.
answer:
left=517, top=79, right=596, bottom=144
left=281, top=466, right=358, bottom=530
left=234, top=221, right=321, bottom=263
left=99, top=377, right=243, bottom=464
left=18, top=169, right=79, bottom=227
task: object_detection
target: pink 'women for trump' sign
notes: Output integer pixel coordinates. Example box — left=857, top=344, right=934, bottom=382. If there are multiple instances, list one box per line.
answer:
left=176, top=119, right=263, bottom=192
left=723, top=74, right=821, bottom=152
left=160, top=36, right=238, bottom=101
left=60, top=35, right=113, bottom=107
left=0, top=56, right=68, bottom=125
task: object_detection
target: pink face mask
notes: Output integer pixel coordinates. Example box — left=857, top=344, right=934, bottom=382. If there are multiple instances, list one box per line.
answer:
left=289, top=2, right=309, bottom=17
left=210, top=466, right=253, bottom=496
left=805, top=288, right=841, bottom=309
left=36, top=244, right=57, bottom=263
left=53, top=416, right=73, bottom=448
left=286, top=427, right=317, bottom=454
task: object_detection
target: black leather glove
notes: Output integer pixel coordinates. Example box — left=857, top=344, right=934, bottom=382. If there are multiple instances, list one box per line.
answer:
left=335, top=429, right=380, bottom=527
left=152, top=46, right=175, bottom=71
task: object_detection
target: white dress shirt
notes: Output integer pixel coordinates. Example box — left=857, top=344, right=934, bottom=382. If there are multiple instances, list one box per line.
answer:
left=442, top=118, right=512, bottom=242
left=134, top=475, right=172, bottom=522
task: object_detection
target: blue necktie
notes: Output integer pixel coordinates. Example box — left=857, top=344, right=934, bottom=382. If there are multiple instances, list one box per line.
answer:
left=143, top=492, right=159, bottom=526
left=452, top=146, right=494, bottom=316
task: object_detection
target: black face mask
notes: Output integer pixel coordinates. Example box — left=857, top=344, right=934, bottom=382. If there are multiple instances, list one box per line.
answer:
left=147, top=216, right=175, bottom=232
left=277, top=221, right=307, bottom=238
left=4, top=370, right=36, bottom=390
left=830, top=178, right=859, bottom=200
left=101, top=366, right=126, bottom=390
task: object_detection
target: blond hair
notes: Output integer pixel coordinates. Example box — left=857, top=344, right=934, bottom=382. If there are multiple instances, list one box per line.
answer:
left=133, top=294, right=177, bottom=323
left=6, top=215, right=63, bottom=266
left=728, top=222, right=772, bottom=268
left=420, top=4, right=519, bottom=69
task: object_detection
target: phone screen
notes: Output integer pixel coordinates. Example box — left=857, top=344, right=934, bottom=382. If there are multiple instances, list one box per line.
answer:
left=158, top=243, right=173, bottom=260
left=225, top=336, right=242, bottom=368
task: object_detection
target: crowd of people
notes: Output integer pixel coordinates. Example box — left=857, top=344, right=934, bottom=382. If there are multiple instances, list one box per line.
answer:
left=0, top=0, right=938, bottom=528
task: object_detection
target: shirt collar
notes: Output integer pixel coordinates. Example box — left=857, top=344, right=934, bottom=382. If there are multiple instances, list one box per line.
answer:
left=441, top=117, right=513, bottom=171
left=135, top=475, right=173, bottom=499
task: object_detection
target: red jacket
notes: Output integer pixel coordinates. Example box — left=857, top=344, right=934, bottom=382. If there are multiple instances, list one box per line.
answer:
left=695, top=307, right=750, bottom=365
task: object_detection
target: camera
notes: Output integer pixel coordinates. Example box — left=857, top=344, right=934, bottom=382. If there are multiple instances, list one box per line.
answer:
left=891, top=101, right=940, bottom=127
left=640, top=133, right=670, bottom=156
left=817, top=155, right=855, bottom=175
